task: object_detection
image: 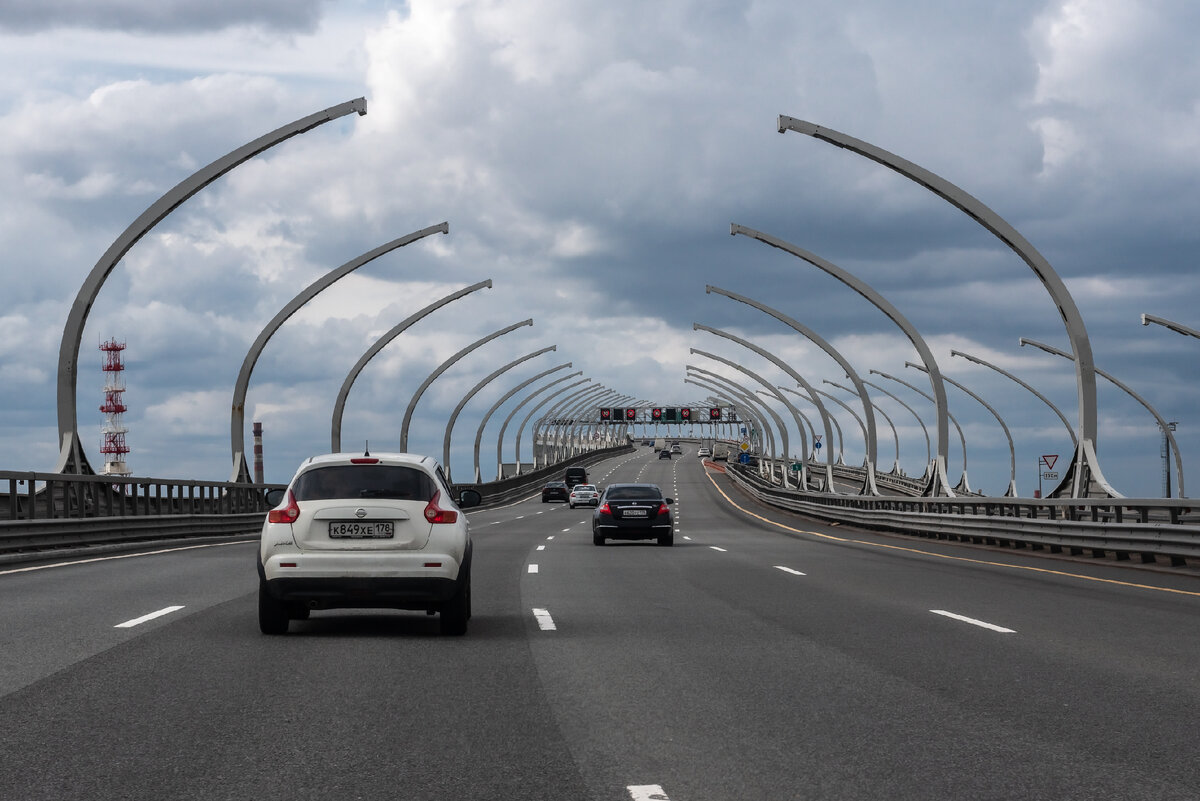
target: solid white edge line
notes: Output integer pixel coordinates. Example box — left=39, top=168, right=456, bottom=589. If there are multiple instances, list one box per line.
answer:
left=930, top=609, right=1015, bottom=633
left=532, top=608, right=556, bottom=630
left=114, top=605, right=185, bottom=628
left=0, top=540, right=254, bottom=576
left=709, top=546, right=727, bottom=552
left=774, top=565, right=807, bottom=576
left=627, top=785, right=670, bottom=800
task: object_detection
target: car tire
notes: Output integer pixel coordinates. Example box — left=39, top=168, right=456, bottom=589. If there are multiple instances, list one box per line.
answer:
left=593, top=531, right=605, bottom=546
left=258, top=579, right=289, bottom=635
left=657, top=531, right=674, bottom=547
left=569, top=503, right=575, bottom=509
left=286, top=602, right=310, bottom=620
left=440, top=569, right=470, bottom=636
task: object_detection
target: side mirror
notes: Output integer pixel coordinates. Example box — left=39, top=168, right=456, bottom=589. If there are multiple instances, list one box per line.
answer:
left=458, top=488, right=483, bottom=509
left=665, top=497, right=674, bottom=505
left=264, top=488, right=287, bottom=507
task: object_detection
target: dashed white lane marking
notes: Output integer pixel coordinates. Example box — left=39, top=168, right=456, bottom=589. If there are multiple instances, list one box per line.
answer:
left=562, top=528, right=572, bottom=533
left=537, top=545, right=546, bottom=551
left=528, top=564, right=539, bottom=573
left=709, top=546, right=727, bottom=552
left=546, top=535, right=555, bottom=540
left=114, top=605, right=185, bottom=628
left=683, top=536, right=692, bottom=541
left=515, top=515, right=525, bottom=519
left=627, top=785, right=671, bottom=800
left=532, top=608, right=556, bottom=630
left=774, top=565, right=806, bottom=576
left=930, top=609, right=1015, bottom=633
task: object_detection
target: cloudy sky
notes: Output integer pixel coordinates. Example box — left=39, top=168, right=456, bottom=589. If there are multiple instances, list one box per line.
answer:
left=2, top=0, right=1198, bottom=496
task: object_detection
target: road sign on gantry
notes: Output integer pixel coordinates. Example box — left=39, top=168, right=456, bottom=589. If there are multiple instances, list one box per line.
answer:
left=680, top=408, right=691, bottom=421
left=709, top=407, right=722, bottom=420
left=600, top=408, right=612, bottom=421
left=625, top=408, right=637, bottom=421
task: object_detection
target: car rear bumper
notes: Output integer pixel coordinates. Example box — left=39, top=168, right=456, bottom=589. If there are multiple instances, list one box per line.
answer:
left=261, top=552, right=463, bottom=608
left=595, top=520, right=672, bottom=539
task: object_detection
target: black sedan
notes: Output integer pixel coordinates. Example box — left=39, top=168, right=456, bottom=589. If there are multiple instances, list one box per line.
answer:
left=541, top=481, right=570, bottom=503
left=658, top=449, right=672, bottom=459
left=592, top=483, right=674, bottom=546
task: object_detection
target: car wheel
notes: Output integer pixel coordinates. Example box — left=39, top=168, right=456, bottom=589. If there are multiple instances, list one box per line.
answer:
left=657, top=532, right=674, bottom=547
left=258, top=579, right=289, bottom=635
left=440, top=569, right=470, bottom=636
left=593, top=530, right=605, bottom=546
left=569, top=503, right=575, bottom=509
left=542, top=497, right=548, bottom=503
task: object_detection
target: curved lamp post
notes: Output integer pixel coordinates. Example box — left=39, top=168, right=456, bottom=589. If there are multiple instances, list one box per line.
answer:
left=707, top=284, right=879, bottom=491
left=864, top=379, right=932, bottom=473
left=538, top=388, right=618, bottom=465
left=825, top=380, right=901, bottom=475
left=231, top=222, right=449, bottom=479
left=523, top=384, right=608, bottom=469
left=872, top=369, right=972, bottom=494
left=814, top=388, right=870, bottom=466
left=906, top=362, right=1018, bottom=497
left=694, top=323, right=838, bottom=491
left=688, top=366, right=784, bottom=477
left=56, top=97, right=368, bottom=474
left=684, top=377, right=775, bottom=479
left=499, top=378, right=590, bottom=476
left=758, top=390, right=819, bottom=460
left=778, top=115, right=1110, bottom=498
left=778, top=386, right=844, bottom=464
left=1142, top=314, right=1200, bottom=340
left=399, top=318, right=533, bottom=451
left=731, top=223, right=952, bottom=496
left=1020, top=338, right=1182, bottom=498
left=692, top=347, right=809, bottom=487
left=331, top=279, right=491, bottom=453
left=441, top=346, right=555, bottom=482
left=471, top=364, right=573, bottom=482
left=950, top=349, right=1077, bottom=450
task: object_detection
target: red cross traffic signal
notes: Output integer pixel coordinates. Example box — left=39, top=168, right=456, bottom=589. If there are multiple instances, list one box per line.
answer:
left=625, top=408, right=637, bottom=420
left=651, top=408, right=662, bottom=420
left=600, top=408, right=611, bottom=421
left=709, top=407, right=722, bottom=420
left=680, top=408, right=691, bottom=421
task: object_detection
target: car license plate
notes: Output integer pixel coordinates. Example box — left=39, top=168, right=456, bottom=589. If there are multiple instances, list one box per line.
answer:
left=329, top=521, right=394, bottom=538
left=622, top=508, right=647, bottom=517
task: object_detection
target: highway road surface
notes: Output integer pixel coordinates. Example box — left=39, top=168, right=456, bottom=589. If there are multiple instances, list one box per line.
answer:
left=2, top=445, right=1198, bottom=800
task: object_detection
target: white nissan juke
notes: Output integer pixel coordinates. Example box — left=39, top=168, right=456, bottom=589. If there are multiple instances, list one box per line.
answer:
left=257, top=452, right=482, bottom=636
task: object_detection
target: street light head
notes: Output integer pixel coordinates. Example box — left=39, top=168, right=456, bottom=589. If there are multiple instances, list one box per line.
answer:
left=1140, top=314, right=1149, bottom=326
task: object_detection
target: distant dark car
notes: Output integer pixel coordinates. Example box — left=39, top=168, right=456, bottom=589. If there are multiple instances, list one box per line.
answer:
left=658, top=449, right=672, bottom=459
left=593, top=483, right=674, bottom=546
left=564, top=466, right=588, bottom=489
left=541, top=481, right=570, bottom=503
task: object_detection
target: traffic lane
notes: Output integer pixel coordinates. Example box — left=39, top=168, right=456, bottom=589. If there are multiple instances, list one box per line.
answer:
left=525, top=502, right=1200, bottom=799
left=0, top=540, right=257, bottom=697
left=665, top=469, right=1200, bottom=790
left=0, top=489, right=591, bottom=800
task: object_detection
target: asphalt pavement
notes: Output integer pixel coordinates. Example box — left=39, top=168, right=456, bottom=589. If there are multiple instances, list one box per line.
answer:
left=2, top=445, right=1198, bottom=800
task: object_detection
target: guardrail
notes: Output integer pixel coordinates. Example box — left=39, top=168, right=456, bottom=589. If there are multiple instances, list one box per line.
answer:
left=723, top=464, right=1200, bottom=567
left=0, top=444, right=636, bottom=562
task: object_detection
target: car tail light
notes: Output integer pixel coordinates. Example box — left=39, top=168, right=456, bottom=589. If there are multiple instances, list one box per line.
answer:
left=268, top=490, right=300, bottom=524
left=598, top=502, right=611, bottom=515
left=350, top=457, right=379, bottom=464
left=423, top=490, right=458, bottom=524
left=657, top=503, right=670, bottom=515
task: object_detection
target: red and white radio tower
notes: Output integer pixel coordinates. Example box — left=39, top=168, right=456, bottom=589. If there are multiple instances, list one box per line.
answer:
left=99, top=338, right=131, bottom=476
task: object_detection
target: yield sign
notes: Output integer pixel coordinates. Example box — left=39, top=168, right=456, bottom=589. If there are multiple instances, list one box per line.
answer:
left=1041, top=454, right=1058, bottom=470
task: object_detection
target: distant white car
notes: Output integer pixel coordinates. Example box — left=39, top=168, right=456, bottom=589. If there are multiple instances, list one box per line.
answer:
left=569, top=484, right=600, bottom=508
left=670, top=443, right=682, bottom=454
left=258, top=452, right=481, bottom=636
left=697, top=447, right=711, bottom=458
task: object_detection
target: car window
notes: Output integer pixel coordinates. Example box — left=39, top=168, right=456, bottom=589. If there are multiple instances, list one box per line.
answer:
left=604, top=486, right=662, bottom=500
left=292, top=465, right=435, bottom=501
left=575, top=485, right=596, bottom=492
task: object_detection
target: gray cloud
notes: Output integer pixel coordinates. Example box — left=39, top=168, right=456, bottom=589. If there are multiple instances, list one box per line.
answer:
left=0, top=0, right=326, bottom=33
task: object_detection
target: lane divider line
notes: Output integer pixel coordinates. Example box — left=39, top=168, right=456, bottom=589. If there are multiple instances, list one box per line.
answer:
left=709, top=546, right=727, bottom=552
left=628, top=785, right=671, bottom=801
left=114, top=605, right=185, bottom=629
left=537, top=545, right=546, bottom=551
left=930, top=609, right=1015, bottom=633
left=528, top=564, right=539, bottom=574
left=774, top=566, right=806, bottom=576
left=701, top=467, right=1200, bottom=599
left=532, top=608, right=556, bottom=630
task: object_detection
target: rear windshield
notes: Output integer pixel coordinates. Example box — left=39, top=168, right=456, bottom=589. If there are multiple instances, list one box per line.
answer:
left=605, top=486, right=662, bottom=500
left=292, top=465, right=435, bottom=502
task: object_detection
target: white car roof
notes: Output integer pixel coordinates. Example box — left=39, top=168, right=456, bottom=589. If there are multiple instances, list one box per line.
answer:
left=296, top=452, right=439, bottom=472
